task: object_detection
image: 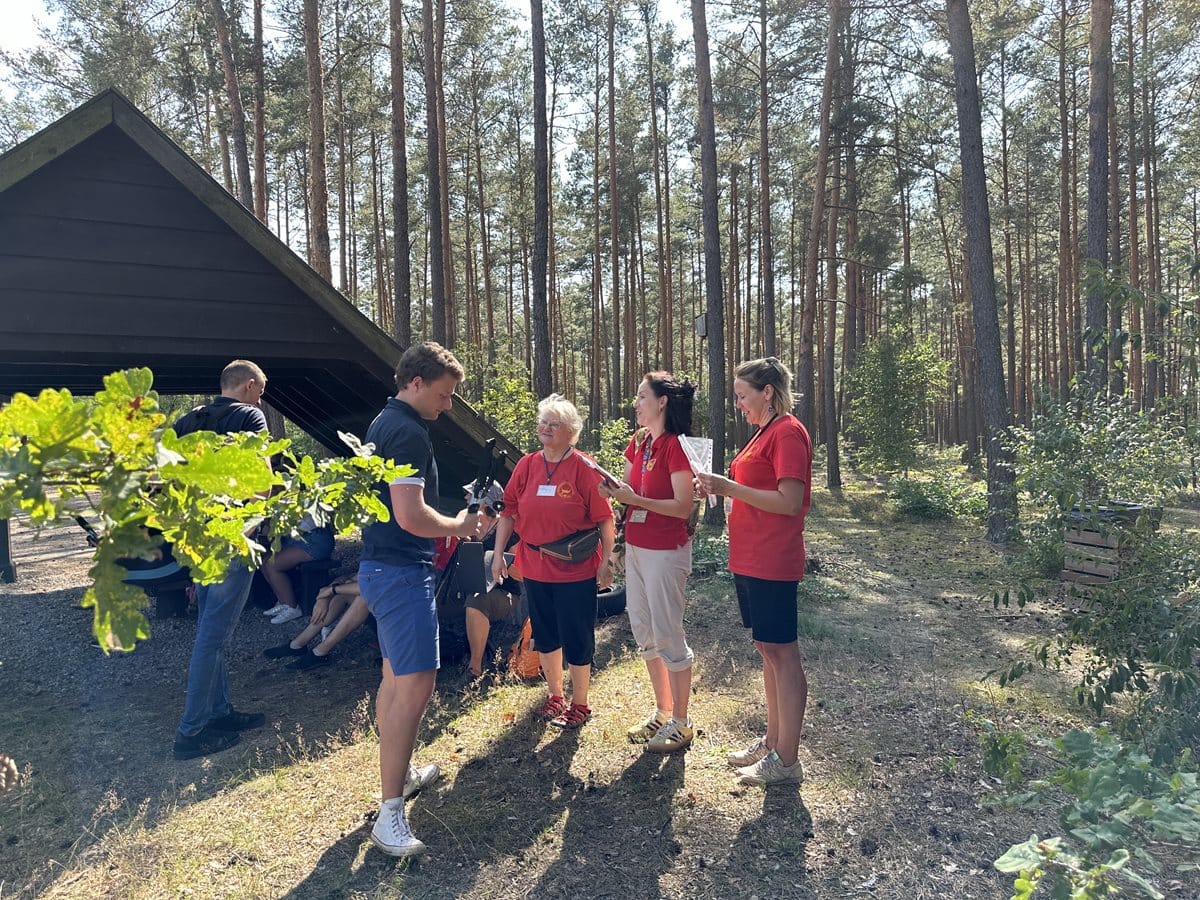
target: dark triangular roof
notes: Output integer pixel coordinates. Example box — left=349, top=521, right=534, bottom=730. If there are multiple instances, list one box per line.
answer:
left=0, top=89, right=518, bottom=493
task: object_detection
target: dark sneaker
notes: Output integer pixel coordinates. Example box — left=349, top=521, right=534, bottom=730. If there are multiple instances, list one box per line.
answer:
left=264, top=643, right=306, bottom=659
left=208, top=709, right=266, bottom=732
left=286, top=650, right=332, bottom=671
left=174, top=726, right=240, bottom=760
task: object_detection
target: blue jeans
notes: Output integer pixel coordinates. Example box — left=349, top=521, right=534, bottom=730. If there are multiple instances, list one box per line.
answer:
left=178, top=563, right=254, bottom=737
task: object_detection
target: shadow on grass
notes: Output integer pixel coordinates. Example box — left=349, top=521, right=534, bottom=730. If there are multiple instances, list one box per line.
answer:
left=278, top=708, right=585, bottom=899
left=713, top=789, right=813, bottom=897
left=278, top=621, right=647, bottom=897
left=527, top=750, right=686, bottom=899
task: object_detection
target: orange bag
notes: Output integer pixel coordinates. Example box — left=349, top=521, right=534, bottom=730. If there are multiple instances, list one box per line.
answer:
left=509, top=618, right=541, bottom=679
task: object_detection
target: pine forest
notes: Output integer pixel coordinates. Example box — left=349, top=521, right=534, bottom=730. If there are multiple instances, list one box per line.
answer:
left=3, top=0, right=1199, bottom=496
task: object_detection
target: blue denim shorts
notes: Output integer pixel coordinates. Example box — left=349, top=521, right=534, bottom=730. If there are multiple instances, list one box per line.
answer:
left=283, top=526, right=334, bottom=561
left=358, top=561, right=438, bottom=675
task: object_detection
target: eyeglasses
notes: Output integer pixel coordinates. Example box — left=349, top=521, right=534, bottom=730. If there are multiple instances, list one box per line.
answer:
left=537, top=420, right=565, bottom=430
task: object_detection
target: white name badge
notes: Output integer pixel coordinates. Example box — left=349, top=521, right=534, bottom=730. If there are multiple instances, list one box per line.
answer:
left=537, top=484, right=557, bottom=497
left=628, top=509, right=649, bottom=523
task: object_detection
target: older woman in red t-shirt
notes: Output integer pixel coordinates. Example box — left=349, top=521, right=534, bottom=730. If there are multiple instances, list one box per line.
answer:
left=696, top=357, right=812, bottom=787
left=599, top=372, right=697, bottom=753
left=491, top=394, right=615, bottom=730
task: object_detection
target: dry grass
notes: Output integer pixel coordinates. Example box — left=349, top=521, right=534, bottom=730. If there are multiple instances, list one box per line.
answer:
left=2, top=474, right=1195, bottom=899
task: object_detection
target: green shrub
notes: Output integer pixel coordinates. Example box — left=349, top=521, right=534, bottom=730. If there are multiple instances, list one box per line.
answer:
left=594, top=416, right=634, bottom=478
left=467, top=351, right=539, bottom=452
left=888, top=471, right=986, bottom=520
left=1006, top=385, right=1187, bottom=567
left=846, top=333, right=948, bottom=473
left=992, top=729, right=1200, bottom=899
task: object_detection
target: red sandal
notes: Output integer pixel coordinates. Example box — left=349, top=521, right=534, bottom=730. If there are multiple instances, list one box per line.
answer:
left=536, top=694, right=568, bottom=720
left=550, top=703, right=591, bottom=730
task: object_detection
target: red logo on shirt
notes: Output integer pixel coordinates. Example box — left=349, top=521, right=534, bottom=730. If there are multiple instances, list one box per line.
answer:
left=557, top=483, right=574, bottom=498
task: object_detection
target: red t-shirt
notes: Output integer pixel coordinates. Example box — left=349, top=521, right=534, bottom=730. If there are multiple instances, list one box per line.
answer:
left=727, top=414, right=812, bottom=581
left=434, top=536, right=457, bottom=571
left=623, top=432, right=692, bottom=550
left=500, top=449, right=614, bottom=583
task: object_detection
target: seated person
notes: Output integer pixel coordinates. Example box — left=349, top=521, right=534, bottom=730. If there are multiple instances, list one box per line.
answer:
left=263, top=576, right=368, bottom=670
left=261, top=514, right=335, bottom=625
left=466, top=550, right=526, bottom=677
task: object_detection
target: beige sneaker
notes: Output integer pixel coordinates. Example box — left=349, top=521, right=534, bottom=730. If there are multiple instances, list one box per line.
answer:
left=726, top=735, right=770, bottom=768
left=736, top=750, right=803, bottom=786
left=626, top=712, right=667, bottom=744
left=646, top=719, right=694, bottom=753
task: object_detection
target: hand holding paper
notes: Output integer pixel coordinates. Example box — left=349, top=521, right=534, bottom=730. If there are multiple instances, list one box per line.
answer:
left=679, top=436, right=718, bottom=507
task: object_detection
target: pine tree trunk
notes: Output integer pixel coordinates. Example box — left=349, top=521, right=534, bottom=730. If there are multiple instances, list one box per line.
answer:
left=946, top=0, right=1016, bottom=542
left=798, top=0, right=840, bottom=432
left=390, top=0, right=412, bottom=346
left=531, top=0, right=552, bottom=398
left=642, top=4, right=670, bottom=369
left=1085, top=0, right=1113, bottom=388
left=758, top=0, right=776, bottom=358
left=608, top=9, right=621, bottom=418
left=691, top=0, right=727, bottom=526
left=1056, top=0, right=1071, bottom=399
left=422, top=0, right=447, bottom=342
left=208, top=0, right=253, bottom=210
left=252, top=0, right=267, bottom=222
left=303, top=0, right=332, bottom=281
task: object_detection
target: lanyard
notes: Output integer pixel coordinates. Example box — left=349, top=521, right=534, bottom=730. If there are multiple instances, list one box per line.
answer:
left=639, top=433, right=655, bottom=481
left=731, top=414, right=779, bottom=472
left=541, top=447, right=573, bottom=484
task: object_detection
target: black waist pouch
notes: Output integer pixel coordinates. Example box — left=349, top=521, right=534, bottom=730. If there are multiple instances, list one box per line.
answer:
left=530, top=528, right=601, bottom=563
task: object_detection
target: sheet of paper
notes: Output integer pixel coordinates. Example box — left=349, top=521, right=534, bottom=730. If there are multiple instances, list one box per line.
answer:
left=678, top=436, right=718, bottom=507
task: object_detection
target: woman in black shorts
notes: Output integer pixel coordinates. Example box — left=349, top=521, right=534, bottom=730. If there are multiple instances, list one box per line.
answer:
left=697, top=357, right=813, bottom=786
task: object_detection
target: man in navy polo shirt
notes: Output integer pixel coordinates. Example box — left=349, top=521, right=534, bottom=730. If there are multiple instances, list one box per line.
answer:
left=173, top=359, right=271, bottom=761
left=360, top=342, right=481, bottom=857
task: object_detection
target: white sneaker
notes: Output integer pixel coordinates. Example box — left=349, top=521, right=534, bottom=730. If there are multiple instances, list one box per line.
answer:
left=270, top=606, right=302, bottom=625
left=727, top=735, right=771, bottom=768
left=262, top=603, right=288, bottom=617
left=370, top=799, right=426, bottom=856
left=737, top=750, right=804, bottom=786
left=403, top=762, right=441, bottom=799
left=320, top=625, right=333, bottom=643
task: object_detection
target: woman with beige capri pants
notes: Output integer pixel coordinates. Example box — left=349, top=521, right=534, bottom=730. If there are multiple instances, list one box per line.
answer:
left=600, top=371, right=698, bottom=752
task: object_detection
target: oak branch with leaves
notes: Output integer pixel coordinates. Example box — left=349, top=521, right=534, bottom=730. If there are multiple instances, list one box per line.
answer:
left=0, top=368, right=410, bottom=651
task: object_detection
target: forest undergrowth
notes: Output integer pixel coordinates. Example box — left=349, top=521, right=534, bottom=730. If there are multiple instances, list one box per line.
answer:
left=1, top=468, right=1194, bottom=899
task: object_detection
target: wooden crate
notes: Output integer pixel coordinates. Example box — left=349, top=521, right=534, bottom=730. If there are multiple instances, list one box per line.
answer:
left=1061, top=503, right=1160, bottom=586
left=1063, top=526, right=1126, bottom=585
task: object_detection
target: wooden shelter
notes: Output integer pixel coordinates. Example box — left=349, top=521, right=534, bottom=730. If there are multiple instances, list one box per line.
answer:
left=0, top=89, right=519, bottom=581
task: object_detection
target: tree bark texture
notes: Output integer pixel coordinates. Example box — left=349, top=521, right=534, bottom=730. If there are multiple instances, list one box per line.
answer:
left=691, top=0, right=726, bottom=526
left=946, top=0, right=1016, bottom=542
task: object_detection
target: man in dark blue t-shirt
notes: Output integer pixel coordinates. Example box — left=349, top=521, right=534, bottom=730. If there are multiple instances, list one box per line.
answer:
left=173, top=360, right=271, bottom=761
left=360, top=342, right=481, bottom=857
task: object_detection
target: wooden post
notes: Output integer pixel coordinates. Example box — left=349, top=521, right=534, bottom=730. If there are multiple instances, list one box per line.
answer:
left=0, top=519, right=14, bottom=583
